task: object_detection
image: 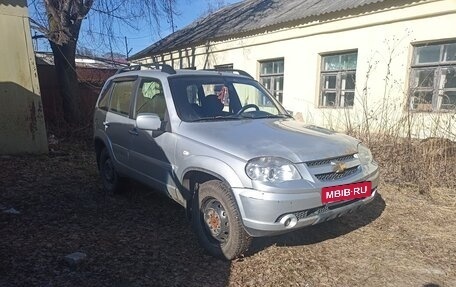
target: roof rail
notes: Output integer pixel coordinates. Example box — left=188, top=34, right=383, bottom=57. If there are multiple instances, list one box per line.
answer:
left=203, top=69, right=254, bottom=79
left=116, top=63, right=176, bottom=75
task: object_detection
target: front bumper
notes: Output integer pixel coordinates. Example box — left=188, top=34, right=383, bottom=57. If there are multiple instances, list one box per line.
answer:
left=232, top=170, right=379, bottom=237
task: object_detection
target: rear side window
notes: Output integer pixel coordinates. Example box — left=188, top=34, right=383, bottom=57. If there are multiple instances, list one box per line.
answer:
left=109, top=81, right=135, bottom=116
left=97, top=82, right=112, bottom=111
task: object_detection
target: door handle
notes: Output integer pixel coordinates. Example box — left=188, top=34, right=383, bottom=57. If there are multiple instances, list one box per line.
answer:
left=128, top=129, right=139, bottom=136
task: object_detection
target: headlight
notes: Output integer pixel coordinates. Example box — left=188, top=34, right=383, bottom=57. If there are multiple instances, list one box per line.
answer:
left=356, top=143, right=373, bottom=165
left=245, top=157, right=302, bottom=183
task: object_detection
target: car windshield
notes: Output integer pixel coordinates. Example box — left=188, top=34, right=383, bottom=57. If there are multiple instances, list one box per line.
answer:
left=168, top=75, right=290, bottom=122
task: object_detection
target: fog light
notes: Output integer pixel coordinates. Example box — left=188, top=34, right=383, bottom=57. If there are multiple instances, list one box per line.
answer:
left=279, top=214, right=298, bottom=228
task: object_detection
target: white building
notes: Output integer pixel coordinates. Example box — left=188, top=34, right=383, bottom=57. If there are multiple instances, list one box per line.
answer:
left=131, top=0, right=456, bottom=140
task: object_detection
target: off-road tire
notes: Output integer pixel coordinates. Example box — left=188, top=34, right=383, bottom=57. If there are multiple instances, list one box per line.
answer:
left=192, top=180, right=252, bottom=260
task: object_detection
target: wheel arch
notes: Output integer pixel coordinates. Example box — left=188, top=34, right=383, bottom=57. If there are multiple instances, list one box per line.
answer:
left=180, top=160, right=244, bottom=220
left=94, top=136, right=108, bottom=170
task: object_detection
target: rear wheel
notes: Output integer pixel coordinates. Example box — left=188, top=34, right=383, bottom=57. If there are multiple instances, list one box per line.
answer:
left=99, top=148, right=125, bottom=194
left=192, top=180, right=251, bottom=260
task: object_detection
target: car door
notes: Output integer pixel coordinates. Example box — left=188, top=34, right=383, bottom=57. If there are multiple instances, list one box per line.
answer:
left=128, top=77, right=177, bottom=192
left=105, top=77, right=137, bottom=168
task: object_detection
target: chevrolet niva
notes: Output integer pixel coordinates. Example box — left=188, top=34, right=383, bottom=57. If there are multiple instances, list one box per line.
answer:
left=93, top=64, right=379, bottom=260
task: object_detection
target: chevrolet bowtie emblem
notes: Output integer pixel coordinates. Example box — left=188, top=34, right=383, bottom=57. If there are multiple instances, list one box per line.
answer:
left=331, top=161, right=347, bottom=174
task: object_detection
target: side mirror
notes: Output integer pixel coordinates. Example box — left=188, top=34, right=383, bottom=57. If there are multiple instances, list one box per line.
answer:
left=287, top=110, right=294, bottom=116
left=136, top=113, right=161, bottom=131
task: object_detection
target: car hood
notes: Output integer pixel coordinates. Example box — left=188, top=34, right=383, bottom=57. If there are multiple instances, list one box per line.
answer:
left=178, top=119, right=359, bottom=163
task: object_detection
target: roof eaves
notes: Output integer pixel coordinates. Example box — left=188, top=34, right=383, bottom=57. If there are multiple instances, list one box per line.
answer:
left=131, top=0, right=394, bottom=60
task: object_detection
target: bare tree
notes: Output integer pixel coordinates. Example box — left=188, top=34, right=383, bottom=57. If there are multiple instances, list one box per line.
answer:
left=30, top=0, right=178, bottom=125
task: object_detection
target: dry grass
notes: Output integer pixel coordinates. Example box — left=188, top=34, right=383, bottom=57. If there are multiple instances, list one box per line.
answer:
left=366, top=136, right=456, bottom=191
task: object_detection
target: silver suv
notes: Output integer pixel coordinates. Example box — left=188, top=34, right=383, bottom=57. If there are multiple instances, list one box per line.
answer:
left=93, top=64, right=379, bottom=260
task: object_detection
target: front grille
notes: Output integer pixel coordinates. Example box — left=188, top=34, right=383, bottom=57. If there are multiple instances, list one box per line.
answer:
left=306, top=154, right=356, bottom=167
left=314, top=166, right=360, bottom=182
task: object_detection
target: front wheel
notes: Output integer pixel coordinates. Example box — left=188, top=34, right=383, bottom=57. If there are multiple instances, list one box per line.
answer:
left=192, top=180, right=251, bottom=260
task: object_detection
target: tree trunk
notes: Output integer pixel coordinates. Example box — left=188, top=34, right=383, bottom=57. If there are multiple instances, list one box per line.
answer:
left=49, top=40, right=82, bottom=125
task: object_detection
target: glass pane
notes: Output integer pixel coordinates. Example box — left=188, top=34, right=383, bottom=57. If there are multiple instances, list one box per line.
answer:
left=444, top=69, right=456, bottom=89
left=98, top=85, right=112, bottom=110
left=412, top=91, right=433, bottom=110
left=323, top=55, right=340, bottom=71
left=233, top=83, right=280, bottom=114
left=444, top=43, right=456, bottom=62
left=186, top=85, right=199, bottom=105
left=260, top=62, right=273, bottom=75
left=441, top=91, right=456, bottom=110
left=275, top=92, right=283, bottom=103
left=343, top=92, right=355, bottom=107
left=274, top=61, right=284, bottom=74
left=322, top=92, right=336, bottom=106
left=414, top=69, right=435, bottom=88
left=109, top=81, right=133, bottom=115
left=260, top=77, right=272, bottom=91
left=136, top=80, right=166, bottom=117
left=275, top=76, right=284, bottom=91
left=324, top=75, right=337, bottom=89
left=142, top=81, right=162, bottom=98
left=341, top=53, right=357, bottom=70
left=343, top=73, right=356, bottom=90
left=415, top=45, right=441, bottom=64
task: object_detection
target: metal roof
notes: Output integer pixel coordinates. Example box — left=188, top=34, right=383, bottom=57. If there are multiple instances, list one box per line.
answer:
left=131, top=0, right=394, bottom=60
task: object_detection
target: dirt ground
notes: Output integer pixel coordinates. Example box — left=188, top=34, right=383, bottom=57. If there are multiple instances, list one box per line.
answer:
left=0, top=142, right=455, bottom=287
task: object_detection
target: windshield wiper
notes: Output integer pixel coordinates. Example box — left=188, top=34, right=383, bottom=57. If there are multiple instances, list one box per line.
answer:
left=191, top=116, right=242, bottom=122
left=253, top=114, right=294, bottom=119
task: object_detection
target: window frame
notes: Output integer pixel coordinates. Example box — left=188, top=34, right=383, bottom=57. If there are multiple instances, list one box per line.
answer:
left=319, top=51, right=358, bottom=109
left=409, top=41, right=456, bottom=112
left=258, top=58, right=284, bottom=103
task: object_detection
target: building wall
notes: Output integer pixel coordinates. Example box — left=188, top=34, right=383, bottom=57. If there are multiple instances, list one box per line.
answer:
left=0, top=0, right=48, bottom=154
left=137, top=0, right=456, bottom=140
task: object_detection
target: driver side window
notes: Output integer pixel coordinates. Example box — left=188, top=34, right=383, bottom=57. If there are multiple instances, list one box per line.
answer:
left=135, top=79, right=167, bottom=120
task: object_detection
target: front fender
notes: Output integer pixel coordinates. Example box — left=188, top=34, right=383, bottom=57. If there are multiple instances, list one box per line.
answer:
left=179, top=155, right=244, bottom=188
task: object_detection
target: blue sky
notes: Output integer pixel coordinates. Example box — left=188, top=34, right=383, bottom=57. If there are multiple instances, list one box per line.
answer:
left=30, top=0, right=242, bottom=57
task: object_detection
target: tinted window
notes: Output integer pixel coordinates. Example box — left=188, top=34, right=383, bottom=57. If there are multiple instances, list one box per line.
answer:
left=97, top=82, right=112, bottom=111
left=109, top=81, right=135, bottom=116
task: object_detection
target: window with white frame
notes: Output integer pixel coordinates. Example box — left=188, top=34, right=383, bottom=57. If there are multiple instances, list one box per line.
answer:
left=409, top=41, right=456, bottom=111
left=319, top=52, right=357, bottom=108
left=259, top=59, right=284, bottom=103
